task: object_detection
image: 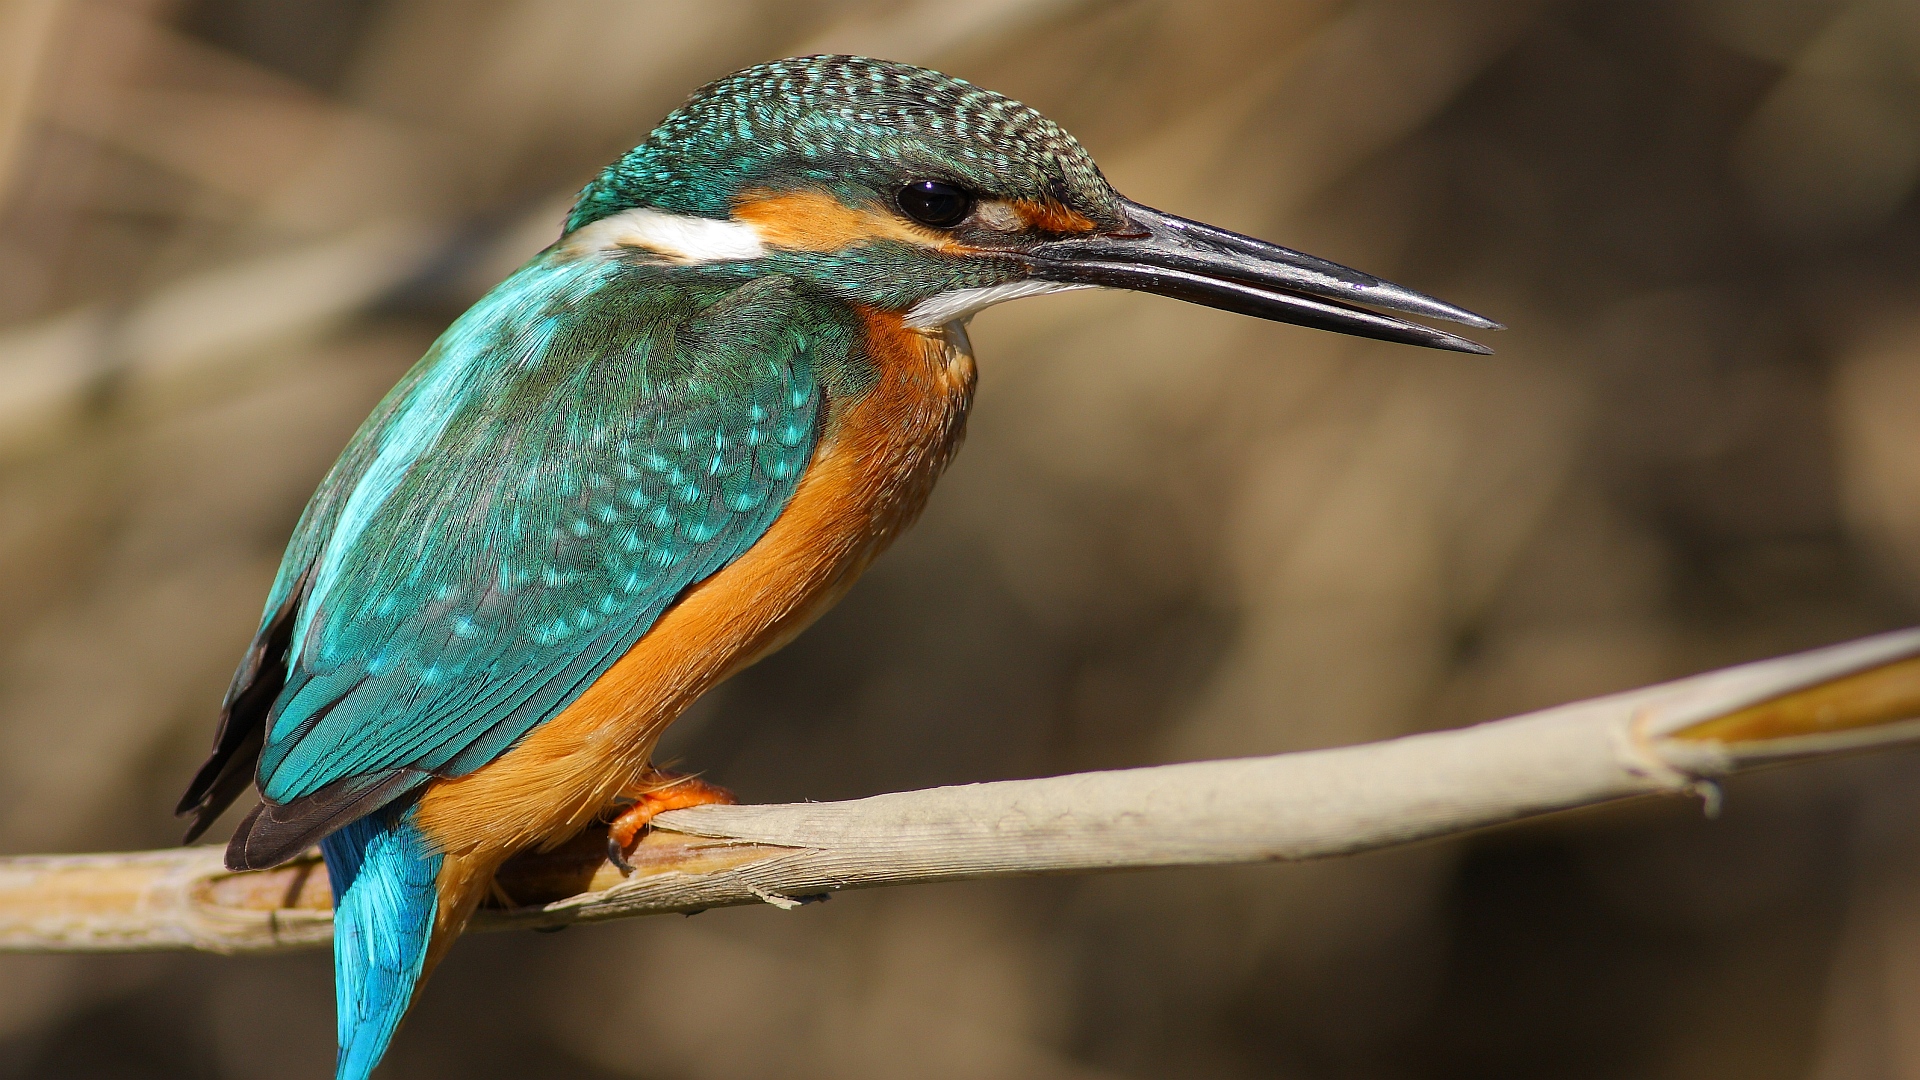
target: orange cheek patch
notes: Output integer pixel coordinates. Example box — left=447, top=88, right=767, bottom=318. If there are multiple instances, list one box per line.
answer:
left=733, top=189, right=967, bottom=254
left=1011, top=198, right=1098, bottom=234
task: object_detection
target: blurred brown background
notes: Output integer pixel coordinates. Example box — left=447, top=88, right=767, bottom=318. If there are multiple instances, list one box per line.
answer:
left=1, top=0, right=1918, bottom=1077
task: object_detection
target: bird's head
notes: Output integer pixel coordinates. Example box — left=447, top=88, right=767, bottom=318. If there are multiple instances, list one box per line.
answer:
left=564, top=55, right=1497, bottom=352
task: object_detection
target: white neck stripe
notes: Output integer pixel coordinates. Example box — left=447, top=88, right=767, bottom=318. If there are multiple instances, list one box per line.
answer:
left=561, top=207, right=767, bottom=264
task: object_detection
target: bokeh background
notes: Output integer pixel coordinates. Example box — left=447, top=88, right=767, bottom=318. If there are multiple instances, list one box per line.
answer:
left=1, top=0, right=1919, bottom=1077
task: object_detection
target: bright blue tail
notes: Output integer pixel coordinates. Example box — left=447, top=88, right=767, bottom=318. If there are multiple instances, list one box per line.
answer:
left=321, top=803, right=444, bottom=1080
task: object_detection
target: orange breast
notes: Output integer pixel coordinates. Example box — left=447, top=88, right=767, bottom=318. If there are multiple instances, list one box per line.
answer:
left=413, top=309, right=977, bottom=857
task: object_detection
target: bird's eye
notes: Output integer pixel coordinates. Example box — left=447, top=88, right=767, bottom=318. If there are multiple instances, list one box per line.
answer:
left=897, top=180, right=973, bottom=228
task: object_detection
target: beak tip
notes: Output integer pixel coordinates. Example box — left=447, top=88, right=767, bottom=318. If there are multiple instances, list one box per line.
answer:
left=1425, top=329, right=1495, bottom=355
left=1414, top=301, right=1503, bottom=332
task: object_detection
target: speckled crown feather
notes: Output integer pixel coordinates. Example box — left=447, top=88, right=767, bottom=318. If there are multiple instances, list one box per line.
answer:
left=567, top=55, right=1119, bottom=232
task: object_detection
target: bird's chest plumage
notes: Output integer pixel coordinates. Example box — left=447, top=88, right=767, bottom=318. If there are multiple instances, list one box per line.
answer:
left=816, top=309, right=978, bottom=566
left=413, top=307, right=975, bottom=855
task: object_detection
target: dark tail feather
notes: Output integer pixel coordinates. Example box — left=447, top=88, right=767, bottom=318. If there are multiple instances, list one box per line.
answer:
left=322, top=802, right=443, bottom=1080
left=227, top=768, right=432, bottom=871
left=178, top=722, right=264, bottom=844
left=177, top=564, right=313, bottom=842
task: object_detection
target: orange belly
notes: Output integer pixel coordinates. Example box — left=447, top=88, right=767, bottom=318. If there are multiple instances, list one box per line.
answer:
left=412, top=310, right=976, bottom=858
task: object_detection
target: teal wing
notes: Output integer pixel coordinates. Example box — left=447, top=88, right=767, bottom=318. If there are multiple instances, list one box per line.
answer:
left=183, top=258, right=843, bottom=867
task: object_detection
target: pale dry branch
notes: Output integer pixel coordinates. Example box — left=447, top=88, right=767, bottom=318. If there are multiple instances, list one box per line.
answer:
left=3, top=628, right=1919, bottom=954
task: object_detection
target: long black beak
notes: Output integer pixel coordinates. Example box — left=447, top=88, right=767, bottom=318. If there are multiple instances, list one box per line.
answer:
left=1022, top=200, right=1500, bottom=354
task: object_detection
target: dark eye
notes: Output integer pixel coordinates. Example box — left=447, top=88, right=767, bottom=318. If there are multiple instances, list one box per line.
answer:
left=897, top=180, right=973, bottom=228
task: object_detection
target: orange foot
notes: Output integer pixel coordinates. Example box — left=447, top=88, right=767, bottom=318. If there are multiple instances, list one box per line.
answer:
left=604, top=770, right=736, bottom=875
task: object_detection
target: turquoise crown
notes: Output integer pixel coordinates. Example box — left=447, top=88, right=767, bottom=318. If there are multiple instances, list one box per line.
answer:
left=567, top=55, right=1121, bottom=232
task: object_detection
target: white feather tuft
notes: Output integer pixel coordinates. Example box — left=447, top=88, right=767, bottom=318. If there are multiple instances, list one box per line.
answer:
left=562, top=208, right=767, bottom=264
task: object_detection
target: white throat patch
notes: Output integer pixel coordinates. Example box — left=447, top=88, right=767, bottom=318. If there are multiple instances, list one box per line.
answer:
left=561, top=207, right=767, bottom=264
left=904, top=280, right=1091, bottom=329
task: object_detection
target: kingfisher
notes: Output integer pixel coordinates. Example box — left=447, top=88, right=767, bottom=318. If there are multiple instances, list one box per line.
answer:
left=175, top=55, right=1494, bottom=1080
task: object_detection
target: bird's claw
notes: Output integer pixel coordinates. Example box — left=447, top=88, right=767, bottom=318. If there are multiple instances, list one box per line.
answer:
left=602, top=769, right=737, bottom=877
left=606, top=833, right=637, bottom=876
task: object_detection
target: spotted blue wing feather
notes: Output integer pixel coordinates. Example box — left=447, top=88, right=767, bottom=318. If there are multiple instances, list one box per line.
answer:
left=198, top=253, right=844, bottom=868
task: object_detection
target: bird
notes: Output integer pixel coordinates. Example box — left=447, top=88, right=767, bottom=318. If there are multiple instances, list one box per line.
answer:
left=174, top=55, right=1496, bottom=1080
